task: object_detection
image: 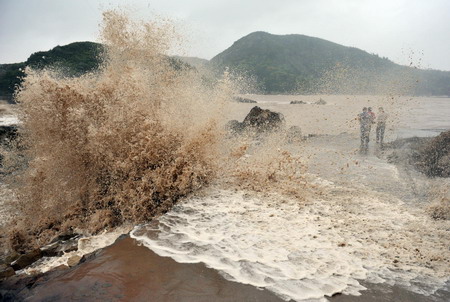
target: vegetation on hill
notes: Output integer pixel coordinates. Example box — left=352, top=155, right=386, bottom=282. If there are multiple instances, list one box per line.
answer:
left=1, top=33, right=450, bottom=98
left=0, top=63, right=25, bottom=101
left=0, top=42, right=103, bottom=100
left=211, top=31, right=450, bottom=95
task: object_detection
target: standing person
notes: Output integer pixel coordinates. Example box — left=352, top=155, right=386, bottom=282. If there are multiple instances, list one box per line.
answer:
left=358, top=107, right=372, bottom=153
left=368, top=107, right=376, bottom=124
left=376, top=107, right=388, bottom=147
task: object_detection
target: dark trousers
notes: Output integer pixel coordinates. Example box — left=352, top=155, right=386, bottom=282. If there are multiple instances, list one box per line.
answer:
left=376, top=123, right=385, bottom=144
left=360, top=125, right=371, bottom=151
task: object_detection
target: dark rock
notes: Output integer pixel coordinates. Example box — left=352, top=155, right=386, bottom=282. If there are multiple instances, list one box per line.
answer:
left=41, top=237, right=79, bottom=257
left=11, top=249, right=42, bottom=271
left=0, top=264, right=15, bottom=279
left=233, top=96, right=257, bottom=103
left=415, top=130, right=450, bottom=177
left=290, top=100, right=306, bottom=104
left=0, top=251, right=19, bottom=265
left=242, top=106, right=285, bottom=132
left=384, top=132, right=450, bottom=178
left=49, top=232, right=79, bottom=244
left=0, top=264, right=69, bottom=301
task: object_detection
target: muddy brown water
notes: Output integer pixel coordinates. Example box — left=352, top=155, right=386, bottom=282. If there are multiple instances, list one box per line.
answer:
left=16, top=237, right=284, bottom=302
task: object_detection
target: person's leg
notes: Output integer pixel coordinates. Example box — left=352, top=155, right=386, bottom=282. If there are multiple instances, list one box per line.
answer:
left=380, top=124, right=385, bottom=145
left=362, top=128, right=369, bottom=152
left=360, top=127, right=365, bottom=150
left=376, top=125, right=380, bottom=143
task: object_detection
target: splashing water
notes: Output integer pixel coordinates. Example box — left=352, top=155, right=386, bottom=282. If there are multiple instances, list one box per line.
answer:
left=9, top=10, right=233, bottom=249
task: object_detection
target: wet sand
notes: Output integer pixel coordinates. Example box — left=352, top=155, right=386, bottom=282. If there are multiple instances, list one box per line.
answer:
left=5, top=235, right=447, bottom=302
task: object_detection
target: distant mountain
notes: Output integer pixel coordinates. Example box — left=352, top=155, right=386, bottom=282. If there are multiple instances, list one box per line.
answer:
left=211, top=31, right=450, bottom=95
left=1, top=33, right=449, bottom=99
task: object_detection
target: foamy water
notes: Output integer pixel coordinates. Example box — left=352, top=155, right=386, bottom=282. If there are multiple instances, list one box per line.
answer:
left=0, top=115, right=19, bottom=126
left=131, top=183, right=449, bottom=301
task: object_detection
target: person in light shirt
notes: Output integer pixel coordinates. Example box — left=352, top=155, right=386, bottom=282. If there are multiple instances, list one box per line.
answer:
left=376, top=107, right=388, bottom=147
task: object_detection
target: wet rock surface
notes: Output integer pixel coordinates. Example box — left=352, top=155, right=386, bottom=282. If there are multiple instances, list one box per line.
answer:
left=384, top=132, right=450, bottom=178
left=226, top=106, right=285, bottom=134
left=0, top=264, right=15, bottom=279
left=11, top=249, right=42, bottom=271
left=40, top=236, right=79, bottom=257
left=414, top=130, right=450, bottom=177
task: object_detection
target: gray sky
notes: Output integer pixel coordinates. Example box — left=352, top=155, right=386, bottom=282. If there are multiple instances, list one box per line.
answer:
left=1, top=0, right=449, bottom=70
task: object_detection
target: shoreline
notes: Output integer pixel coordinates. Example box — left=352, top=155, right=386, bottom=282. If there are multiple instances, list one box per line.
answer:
left=2, top=235, right=448, bottom=302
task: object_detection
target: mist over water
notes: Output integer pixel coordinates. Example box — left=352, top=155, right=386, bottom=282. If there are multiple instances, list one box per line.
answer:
left=2, top=9, right=449, bottom=302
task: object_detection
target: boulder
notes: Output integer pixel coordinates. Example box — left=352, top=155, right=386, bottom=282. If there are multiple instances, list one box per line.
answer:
left=290, top=100, right=306, bottom=104
left=49, top=232, right=79, bottom=244
left=67, top=255, right=82, bottom=267
left=40, top=237, right=79, bottom=257
left=0, top=264, right=15, bottom=279
left=11, top=249, right=42, bottom=271
left=0, top=251, right=19, bottom=265
left=242, top=106, right=285, bottom=132
left=415, top=130, right=450, bottom=177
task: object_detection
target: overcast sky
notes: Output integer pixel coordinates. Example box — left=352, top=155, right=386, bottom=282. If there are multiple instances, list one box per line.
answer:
left=1, top=0, right=449, bottom=70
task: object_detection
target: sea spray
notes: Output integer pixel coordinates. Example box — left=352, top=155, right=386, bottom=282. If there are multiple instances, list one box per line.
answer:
left=7, top=10, right=236, bottom=250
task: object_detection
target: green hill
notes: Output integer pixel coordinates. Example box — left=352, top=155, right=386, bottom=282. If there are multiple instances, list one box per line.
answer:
left=1, top=34, right=449, bottom=99
left=0, top=42, right=103, bottom=101
left=211, top=31, right=450, bottom=95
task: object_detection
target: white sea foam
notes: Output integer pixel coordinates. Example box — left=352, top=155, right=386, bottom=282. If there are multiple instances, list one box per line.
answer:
left=0, top=115, right=19, bottom=126
left=131, top=186, right=450, bottom=302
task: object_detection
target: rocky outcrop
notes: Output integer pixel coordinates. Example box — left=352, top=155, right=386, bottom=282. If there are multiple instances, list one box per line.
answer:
left=385, top=131, right=450, bottom=178
left=40, top=234, right=80, bottom=257
left=10, top=249, right=42, bottom=271
left=414, top=131, right=450, bottom=177
left=0, top=264, right=15, bottom=279
left=242, top=106, right=285, bottom=132
left=290, top=100, right=306, bottom=104
left=226, top=106, right=285, bottom=135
